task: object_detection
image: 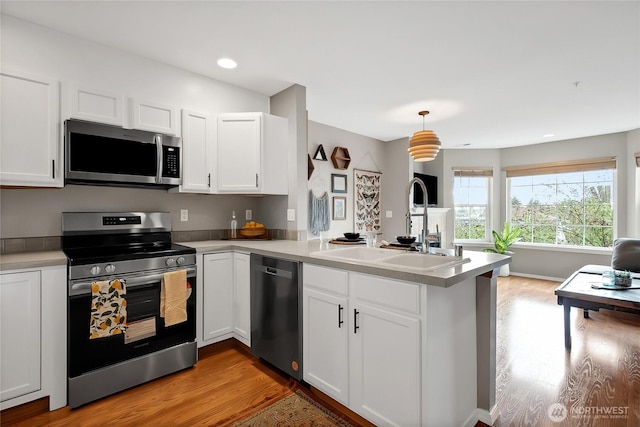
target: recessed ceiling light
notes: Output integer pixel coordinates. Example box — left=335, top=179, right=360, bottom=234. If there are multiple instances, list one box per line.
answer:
left=543, top=133, right=555, bottom=138
left=217, top=58, right=237, bottom=69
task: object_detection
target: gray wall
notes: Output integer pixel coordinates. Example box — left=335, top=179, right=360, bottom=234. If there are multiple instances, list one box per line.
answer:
left=381, top=137, right=413, bottom=242
left=306, top=121, right=386, bottom=240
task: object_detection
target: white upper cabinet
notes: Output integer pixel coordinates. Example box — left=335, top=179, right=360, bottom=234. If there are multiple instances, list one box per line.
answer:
left=67, top=83, right=124, bottom=126
left=130, top=98, right=178, bottom=135
left=0, top=69, right=62, bottom=187
left=178, top=109, right=216, bottom=193
left=217, top=112, right=288, bottom=195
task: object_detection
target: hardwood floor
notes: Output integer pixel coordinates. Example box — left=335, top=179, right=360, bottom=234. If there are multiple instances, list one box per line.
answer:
left=494, top=276, right=640, bottom=427
left=3, top=276, right=639, bottom=426
left=1, top=340, right=372, bottom=427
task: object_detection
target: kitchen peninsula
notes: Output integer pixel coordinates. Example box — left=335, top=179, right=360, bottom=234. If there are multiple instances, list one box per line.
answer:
left=186, top=239, right=508, bottom=427
left=0, top=240, right=507, bottom=427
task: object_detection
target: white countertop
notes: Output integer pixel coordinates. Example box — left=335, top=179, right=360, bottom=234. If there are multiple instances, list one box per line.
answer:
left=0, top=240, right=509, bottom=287
left=0, top=250, right=68, bottom=272
left=183, top=239, right=510, bottom=288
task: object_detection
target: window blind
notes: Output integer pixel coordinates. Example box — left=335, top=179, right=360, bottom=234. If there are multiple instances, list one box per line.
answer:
left=452, top=167, right=493, bottom=177
left=503, top=157, right=616, bottom=178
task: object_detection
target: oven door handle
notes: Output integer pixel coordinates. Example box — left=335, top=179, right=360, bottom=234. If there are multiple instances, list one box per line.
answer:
left=69, top=266, right=196, bottom=296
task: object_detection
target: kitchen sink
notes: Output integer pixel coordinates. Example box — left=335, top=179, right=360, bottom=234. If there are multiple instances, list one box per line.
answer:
left=309, top=247, right=471, bottom=272
left=310, top=246, right=399, bottom=262
left=380, top=253, right=471, bottom=271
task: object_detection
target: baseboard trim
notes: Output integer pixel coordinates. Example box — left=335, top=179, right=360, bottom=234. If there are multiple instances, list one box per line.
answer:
left=476, top=404, right=500, bottom=426
left=510, top=272, right=564, bottom=282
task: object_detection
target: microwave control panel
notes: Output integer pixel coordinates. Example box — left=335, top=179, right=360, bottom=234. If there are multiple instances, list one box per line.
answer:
left=163, top=146, right=180, bottom=178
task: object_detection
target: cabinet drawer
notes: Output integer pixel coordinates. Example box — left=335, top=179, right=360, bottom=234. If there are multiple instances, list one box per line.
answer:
left=350, top=273, right=421, bottom=315
left=303, top=264, right=348, bottom=296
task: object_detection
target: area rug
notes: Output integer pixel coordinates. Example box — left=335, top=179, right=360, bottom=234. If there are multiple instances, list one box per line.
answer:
left=233, top=390, right=353, bottom=426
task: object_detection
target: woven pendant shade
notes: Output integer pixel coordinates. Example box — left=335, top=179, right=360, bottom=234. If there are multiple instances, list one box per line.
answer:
left=408, top=111, right=441, bottom=162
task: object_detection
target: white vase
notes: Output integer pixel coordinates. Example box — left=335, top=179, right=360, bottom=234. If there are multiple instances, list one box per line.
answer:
left=499, top=263, right=510, bottom=277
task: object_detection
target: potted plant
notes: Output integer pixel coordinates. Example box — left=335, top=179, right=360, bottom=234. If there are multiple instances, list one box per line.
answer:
left=484, top=222, right=521, bottom=276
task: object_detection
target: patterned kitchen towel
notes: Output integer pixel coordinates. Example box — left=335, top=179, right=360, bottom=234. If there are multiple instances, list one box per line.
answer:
left=89, top=279, right=127, bottom=339
left=161, top=269, right=188, bottom=326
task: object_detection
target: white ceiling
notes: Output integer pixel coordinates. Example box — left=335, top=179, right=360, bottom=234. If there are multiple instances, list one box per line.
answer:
left=2, top=1, right=639, bottom=149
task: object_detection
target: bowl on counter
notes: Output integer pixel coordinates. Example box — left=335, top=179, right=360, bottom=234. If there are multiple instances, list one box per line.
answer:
left=396, top=235, right=416, bottom=245
left=344, top=232, right=360, bottom=240
left=239, top=228, right=266, bottom=238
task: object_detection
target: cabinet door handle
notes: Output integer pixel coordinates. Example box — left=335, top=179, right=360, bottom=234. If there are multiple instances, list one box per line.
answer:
left=354, top=309, right=360, bottom=334
left=208, top=173, right=211, bottom=187
left=255, top=173, right=259, bottom=188
left=338, top=304, right=344, bottom=328
left=52, top=159, right=55, bottom=179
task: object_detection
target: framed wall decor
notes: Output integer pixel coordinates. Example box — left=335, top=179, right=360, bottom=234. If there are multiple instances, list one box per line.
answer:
left=354, top=169, right=382, bottom=233
left=331, top=173, right=347, bottom=193
left=333, top=196, right=346, bottom=220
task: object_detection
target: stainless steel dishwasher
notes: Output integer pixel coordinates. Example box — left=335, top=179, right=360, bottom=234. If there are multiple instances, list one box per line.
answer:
left=250, top=254, right=302, bottom=380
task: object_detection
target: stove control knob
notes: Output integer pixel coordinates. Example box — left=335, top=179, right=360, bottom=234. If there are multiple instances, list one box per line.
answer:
left=105, top=264, right=116, bottom=274
left=165, top=258, right=176, bottom=267
left=90, top=265, right=101, bottom=276
left=176, top=256, right=186, bottom=265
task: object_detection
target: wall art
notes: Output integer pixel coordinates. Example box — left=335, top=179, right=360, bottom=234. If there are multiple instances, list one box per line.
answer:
left=354, top=169, right=381, bottom=233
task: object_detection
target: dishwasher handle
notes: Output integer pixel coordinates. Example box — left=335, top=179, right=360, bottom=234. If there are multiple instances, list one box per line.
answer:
left=255, top=265, right=293, bottom=280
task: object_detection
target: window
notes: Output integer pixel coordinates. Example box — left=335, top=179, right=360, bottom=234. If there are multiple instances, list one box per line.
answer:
left=505, top=157, right=615, bottom=248
left=453, top=168, right=492, bottom=241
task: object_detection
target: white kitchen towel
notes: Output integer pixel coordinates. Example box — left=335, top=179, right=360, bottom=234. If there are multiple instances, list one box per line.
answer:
left=309, top=190, right=330, bottom=235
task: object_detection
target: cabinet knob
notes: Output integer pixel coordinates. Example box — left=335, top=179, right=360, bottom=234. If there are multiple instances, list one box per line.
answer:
left=105, top=264, right=116, bottom=274
left=90, top=265, right=101, bottom=276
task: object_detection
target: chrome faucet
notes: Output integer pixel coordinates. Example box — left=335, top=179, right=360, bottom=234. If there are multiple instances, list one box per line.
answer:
left=406, top=177, right=429, bottom=253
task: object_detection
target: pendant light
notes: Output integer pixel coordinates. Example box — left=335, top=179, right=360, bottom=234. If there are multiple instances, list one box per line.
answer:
left=408, top=111, right=441, bottom=162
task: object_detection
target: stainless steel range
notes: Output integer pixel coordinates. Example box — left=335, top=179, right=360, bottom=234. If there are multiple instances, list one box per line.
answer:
left=62, top=212, right=197, bottom=408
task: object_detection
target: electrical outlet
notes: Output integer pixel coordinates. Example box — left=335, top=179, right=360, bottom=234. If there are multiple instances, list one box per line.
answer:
left=287, top=209, right=295, bottom=221
left=245, top=210, right=252, bottom=220
left=180, top=209, right=188, bottom=221
left=386, top=210, right=393, bottom=218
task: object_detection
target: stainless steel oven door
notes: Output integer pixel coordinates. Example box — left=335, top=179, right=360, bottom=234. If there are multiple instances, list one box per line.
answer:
left=68, top=266, right=196, bottom=379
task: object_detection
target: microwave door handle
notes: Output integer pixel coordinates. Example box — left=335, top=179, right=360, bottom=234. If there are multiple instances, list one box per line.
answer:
left=155, top=135, right=163, bottom=184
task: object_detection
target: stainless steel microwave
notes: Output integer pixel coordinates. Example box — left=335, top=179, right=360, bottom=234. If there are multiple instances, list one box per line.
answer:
left=64, top=119, right=181, bottom=188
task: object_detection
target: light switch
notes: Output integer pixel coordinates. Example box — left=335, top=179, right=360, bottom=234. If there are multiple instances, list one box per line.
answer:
left=180, top=209, right=188, bottom=221
left=245, top=210, right=252, bottom=220
left=287, top=209, right=295, bottom=221
left=385, top=210, right=393, bottom=218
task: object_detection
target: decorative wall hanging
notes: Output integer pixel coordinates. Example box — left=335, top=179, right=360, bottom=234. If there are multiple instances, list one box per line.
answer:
left=313, top=144, right=328, bottom=161
left=331, top=146, right=351, bottom=170
left=354, top=169, right=382, bottom=233
left=307, top=154, right=314, bottom=180
left=333, top=196, right=346, bottom=220
left=331, top=174, right=347, bottom=193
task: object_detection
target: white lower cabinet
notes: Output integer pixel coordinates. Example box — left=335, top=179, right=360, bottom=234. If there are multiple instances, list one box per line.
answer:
left=349, top=303, right=421, bottom=426
left=202, top=252, right=234, bottom=341
left=303, top=264, right=422, bottom=426
left=303, top=288, right=349, bottom=405
left=0, top=271, right=41, bottom=402
left=0, top=266, right=66, bottom=411
left=233, top=252, right=251, bottom=346
left=201, top=252, right=251, bottom=346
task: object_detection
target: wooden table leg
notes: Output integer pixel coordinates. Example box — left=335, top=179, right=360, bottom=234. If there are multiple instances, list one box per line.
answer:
left=563, top=304, right=571, bottom=350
